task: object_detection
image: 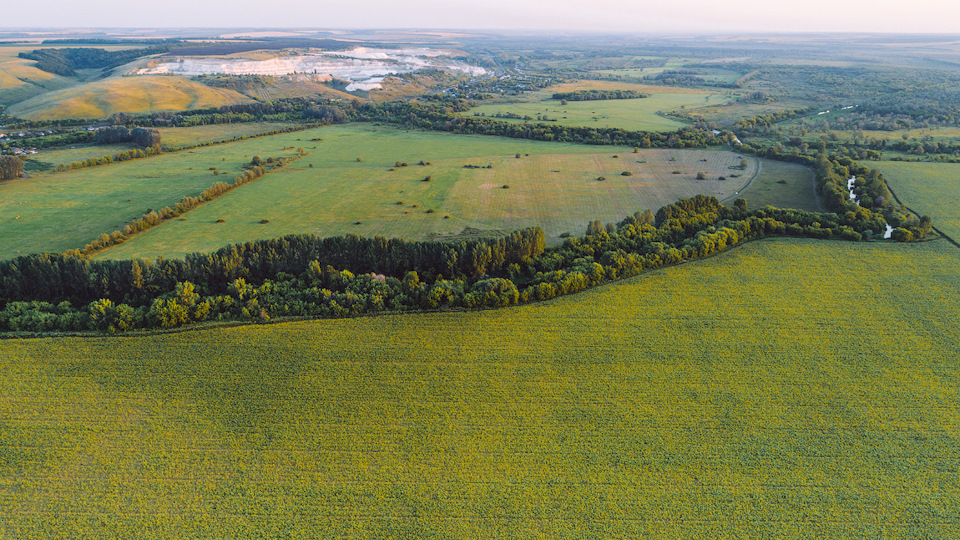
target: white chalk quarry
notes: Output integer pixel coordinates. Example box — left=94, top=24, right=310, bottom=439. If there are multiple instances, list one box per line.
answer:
left=137, top=47, right=487, bottom=91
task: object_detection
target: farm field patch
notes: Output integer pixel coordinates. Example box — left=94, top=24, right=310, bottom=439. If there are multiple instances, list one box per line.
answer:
left=97, top=124, right=810, bottom=260
left=876, top=160, right=960, bottom=239
left=2, top=238, right=958, bottom=537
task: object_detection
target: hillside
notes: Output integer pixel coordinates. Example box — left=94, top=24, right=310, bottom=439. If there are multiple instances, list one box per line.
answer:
left=6, top=75, right=252, bottom=120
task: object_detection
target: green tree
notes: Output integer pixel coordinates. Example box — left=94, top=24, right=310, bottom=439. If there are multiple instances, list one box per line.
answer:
left=0, top=155, right=24, bottom=180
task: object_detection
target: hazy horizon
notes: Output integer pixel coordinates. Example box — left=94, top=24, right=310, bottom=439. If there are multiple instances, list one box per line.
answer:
left=3, top=0, right=959, bottom=35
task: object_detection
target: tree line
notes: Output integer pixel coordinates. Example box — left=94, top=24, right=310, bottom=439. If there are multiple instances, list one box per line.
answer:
left=0, top=194, right=927, bottom=334
left=0, top=155, right=24, bottom=181
left=551, top=90, right=649, bottom=101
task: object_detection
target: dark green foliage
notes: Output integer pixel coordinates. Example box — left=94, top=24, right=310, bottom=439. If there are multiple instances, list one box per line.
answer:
left=94, top=126, right=161, bottom=148
left=0, top=156, right=24, bottom=180
left=551, top=90, right=649, bottom=101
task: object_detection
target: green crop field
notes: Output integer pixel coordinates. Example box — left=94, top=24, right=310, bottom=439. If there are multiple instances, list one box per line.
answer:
left=877, top=161, right=960, bottom=239
left=2, top=237, right=958, bottom=538
left=96, top=124, right=813, bottom=260
left=466, top=80, right=730, bottom=132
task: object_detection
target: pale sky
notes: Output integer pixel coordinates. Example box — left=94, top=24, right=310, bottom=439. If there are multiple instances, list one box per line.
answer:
left=4, top=0, right=960, bottom=34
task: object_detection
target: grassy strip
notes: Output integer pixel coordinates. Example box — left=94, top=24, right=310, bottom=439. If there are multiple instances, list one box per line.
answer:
left=47, top=123, right=317, bottom=174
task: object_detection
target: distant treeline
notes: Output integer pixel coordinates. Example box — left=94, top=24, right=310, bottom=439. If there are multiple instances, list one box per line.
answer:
left=0, top=192, right=928, bottom=334
left=552, top=90, right=649, bottom=101
left=18, top=46, right=170, bottom=77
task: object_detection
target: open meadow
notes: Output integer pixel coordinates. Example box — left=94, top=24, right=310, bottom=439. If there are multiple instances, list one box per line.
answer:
left=466, top=80, right=731, bottom=132
left=96, top=124, right=814, bottom=260
left=2, top=237, right=958, bottom=537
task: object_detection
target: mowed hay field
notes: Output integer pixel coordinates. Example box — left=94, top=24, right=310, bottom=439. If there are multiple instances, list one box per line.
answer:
left=877, top=161, right=960, bottom=239
left=98, top=124, right=810, bottom=260
left=2, top=238, right=959, bottom=537
left=6, top=75, right=252, bottom=120
left=466, top=80, right=731, bottom=132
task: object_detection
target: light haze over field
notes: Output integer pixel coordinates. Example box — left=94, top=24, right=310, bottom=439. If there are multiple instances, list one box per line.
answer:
left=3, top=0, right=959, bottom=33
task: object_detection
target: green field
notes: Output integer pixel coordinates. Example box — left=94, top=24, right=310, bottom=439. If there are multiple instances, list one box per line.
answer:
left=0, top=138, right=299, bottom=257
left=2, top=237, right=958, bottom=537
left=19, top=123, right=307, bottom=173
left=878, top=161, right=960, bottom=239
left=26, top=143, right=137, bottom=169
left=96, top=124, right=814, bottom=260
left=155, top=122, right=305, bottom=147
left=467, top=81, right=731, bottom=132
left=2, top=124, right=816, bottom=260
left=739, top=159, right=820, bottom=212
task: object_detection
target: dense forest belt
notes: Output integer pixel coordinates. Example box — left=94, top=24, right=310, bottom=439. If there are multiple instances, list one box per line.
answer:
left=0, top=195, right=929, bottom=334
left=551, top=90, right=650, bottom=101
left=77, top=153, right=307, bottom=258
